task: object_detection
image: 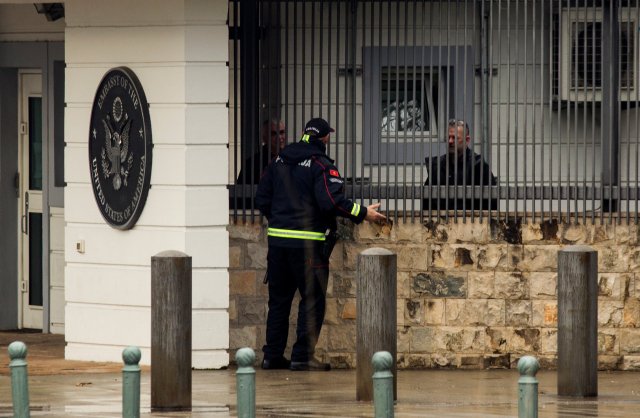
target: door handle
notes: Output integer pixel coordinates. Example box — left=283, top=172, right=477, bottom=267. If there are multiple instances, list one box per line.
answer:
left=14, top=172, right=19, bottom=198
left=22, top=191, right=29, bottom=235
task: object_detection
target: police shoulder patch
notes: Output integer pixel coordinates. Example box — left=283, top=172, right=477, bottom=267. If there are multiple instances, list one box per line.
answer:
left=329, top=169, right=340, bottom=177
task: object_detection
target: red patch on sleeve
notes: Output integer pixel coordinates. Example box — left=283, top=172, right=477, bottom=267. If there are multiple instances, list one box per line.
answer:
left=329, top=169, right=340, bottom=177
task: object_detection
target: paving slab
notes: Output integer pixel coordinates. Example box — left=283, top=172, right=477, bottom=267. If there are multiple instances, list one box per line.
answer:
left=2, top=331, right=640, bottom=417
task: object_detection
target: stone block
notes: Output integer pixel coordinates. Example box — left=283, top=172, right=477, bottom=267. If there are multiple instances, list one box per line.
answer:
left=621, top=355, right=640, bottom=370
left=521, top=223, right=544, bottom=243
left=483, top=354, right=511, bottom=369
left=629, top=248, right=640, bottom=273
left=560, top=223, right=589, bottom=244
left=344, top=244, right=370, bottom=271
left=485, top=328, right=511, bottom=353
left=229, top=245, right=242, bottom=268
left=506, top=301, right=532, bottom=326
left=229, top=326, right=257, bottom=350
left=423, top=220, right=448, bottom=242
left=495, top=272, right=529, bottom=299
left=327, top=324, right=356, bottom=351
left=623, top=298, right=640, bottom=327
left=401, top=354, right=432, bottom=369
left=229, top=298, right=237, bottom=322
left=590, top=224, right=614, bottom=244
left=255, top=271, right=268, bottom=297
left=398, top=326, right=411, bottom=352
left=521, top=245, right=560, bottom=272
left=330, top=271, right=355, bottom=297
left=411, top=327, right=484, bottom=353
left=490, top=218, right=522, bottom=244
left=512, top=328, right=541, bottom=352
left=327, top=353, right=355, bottom=369
left=541, top=328, right=557, bottom=354
left=432, top=244, right=476, bottom=270
left=598, top=273, right=631, bottom=300
left=512, top=354, right=556, bottom=370
left=329, top=242, right=344, bottom=270
left=459, top=354, right=484, bottom=369
left=228, top=223, right=263, bottom=241
left=620, top=329, right=640, bottom=354
left=324, top=298, right=340, bottom=325
left=230, top=270, right=257, bottom=296
left=394, top=220, right=426, bottom=243
left=529, top=272, right=557, bottom=299
left=445, top=299, right=505, bottom=326
left=354, top=220, right=392, bottom=241
left=476, top=245, right=510, bottom=271
left=424, top=299, right=445, bottom=325
left=397, top=303, right=406, bottom=327
left=598, top=300, right=624, bottom=327
left=237, top=297, right=266, bottom=325
left=613, top=224, right=639, bottom=245
left=412, top=271, right=467, bottom=298
left=598, top=246, right=630, bottom=273
left=397, top=271, right=412, bottom=299
left=444, top=220, right=490, bottom=244
left=598, top=330, right=619, bottom=354
left=431, top=353, right=457, bottom=368
left=532, top=300, right=557, bottom=327
left=405, top=299, right=423, bottom=324
left=397, top=245, right=429, bottom=271
left=341, top=298, right=357, bottom=320
left=468, top=272, right=496, bottom=298
left=246, top=243, right=268, bottom=269
left=598, top=355, right=622, bottom=371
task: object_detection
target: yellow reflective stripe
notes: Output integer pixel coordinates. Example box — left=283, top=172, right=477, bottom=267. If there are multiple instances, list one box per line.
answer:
left=268, top=228, right=325, bottom=241
left=351, top=203, right=361, bottom=217
left=301, top=134, right=310, bottom=143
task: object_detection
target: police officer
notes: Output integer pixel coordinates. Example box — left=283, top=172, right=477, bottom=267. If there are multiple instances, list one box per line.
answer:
left=256, top=118, right=386, bottom=371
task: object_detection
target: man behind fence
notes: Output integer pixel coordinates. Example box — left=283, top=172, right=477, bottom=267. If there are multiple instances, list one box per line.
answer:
left=256, top=117, right=386, bottom=371
left=424, top=118, right=497, bottom=210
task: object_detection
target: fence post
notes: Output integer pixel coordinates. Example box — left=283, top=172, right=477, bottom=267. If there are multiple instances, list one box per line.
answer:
left=517, top=356, right=539, bottom=418
left=557, top=245, right=598, bottom=397
left=356, top=248, right=397, bottom=402
left=235, top=347, right=256, bottom=418
left=151, top=250, right=192, bottom=411
left=122, top=346, right=142, bottom=418
left=372, top=351, right=394, bottom=418
left=8, top=341, right=30, bottom=418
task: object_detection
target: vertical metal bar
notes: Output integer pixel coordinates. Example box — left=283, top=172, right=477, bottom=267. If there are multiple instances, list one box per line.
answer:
left=328, top=1, right=332, bottom=146
left=592, top=3, right=597, bottom=224
left=602, top=0, right=620, bottom=224
left=625, top=5, right=632, bottom=224
left=480, top=0, right=488, bottom=223
left=394, top=0, right=400, bottom=220
left=568, top=2, right=574, bottom=224
left=386, top=0, right=391, bottom=218
left=410, top=0, right=417, bottom=222
left=293, top=1, right=298, bottom=136
left=515, top=0, right=521, bottom=221
left=532, top=0, right=538, bottom=223
left=433, top=1, right=440, bottom=220
left=232, top=0, right=240, bottom=222
left=402, top=0, right=409, bottom=219
left=361, top=1, right=367, bottom=206
left=548, top=0, right=554, bottom=223
left=497, top=0, right=502, bottom=222
left=539, top=0, right=545, bottom=223
left=335, top=1, right=341, bottom=166
left=419, top=0, right=426, bottom=224
left=351, top=0, right=357, bottom=201
left=506, top=0, right=511, bottom=222
left=486, top=0, right=493, bottom=222
left=302, top=0, right=306, bottom=126
left=311, top=0, right=315, bottom=118
left=635, top=3, right=639, bottom=225
left=285, top=1, right=290, bottom=148
left=556, top=0, right=562, bottom=224
left=523, top=0, right=530, bottom=223
left=319, top=1, right=323, bottom=118
left=346, top=0, right=352, bottom=198
left=463, top=0, right=470, bottom=223
left=582, top=0, right=588, bottom=223
left=445, top=0, right=452, bottom=222
left=369, top=0, right=375, bottom=208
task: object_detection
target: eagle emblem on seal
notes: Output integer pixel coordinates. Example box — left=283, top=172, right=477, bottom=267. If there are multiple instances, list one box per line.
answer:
left=100, top=97, right=134, bottom=191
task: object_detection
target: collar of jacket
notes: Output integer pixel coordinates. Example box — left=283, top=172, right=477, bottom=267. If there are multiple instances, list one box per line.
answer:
left=300, top=136, right=327, bottom=154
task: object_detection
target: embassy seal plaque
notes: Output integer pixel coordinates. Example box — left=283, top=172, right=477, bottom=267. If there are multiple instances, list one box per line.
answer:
left=89, top=67, right=152, bottom=230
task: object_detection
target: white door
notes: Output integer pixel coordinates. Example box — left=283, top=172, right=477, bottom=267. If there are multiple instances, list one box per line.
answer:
left=19, top=72, right=44, bottom=329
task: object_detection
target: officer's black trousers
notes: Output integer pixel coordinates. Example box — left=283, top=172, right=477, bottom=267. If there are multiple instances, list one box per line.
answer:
left=263, top=242, right=329, bottom=362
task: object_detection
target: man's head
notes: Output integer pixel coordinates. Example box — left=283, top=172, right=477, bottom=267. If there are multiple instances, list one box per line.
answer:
left=447, top=118, right=470, bottom=157
left=303, top=118, right=335, bottom=145
left=261, top=119, right=286, bottom=158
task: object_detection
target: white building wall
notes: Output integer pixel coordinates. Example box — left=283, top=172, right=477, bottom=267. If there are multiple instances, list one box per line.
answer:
left=64, top=0, right=229, bottom=368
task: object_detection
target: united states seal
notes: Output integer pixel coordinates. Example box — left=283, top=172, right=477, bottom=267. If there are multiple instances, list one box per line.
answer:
left=88, top=67, right=152, bottom=230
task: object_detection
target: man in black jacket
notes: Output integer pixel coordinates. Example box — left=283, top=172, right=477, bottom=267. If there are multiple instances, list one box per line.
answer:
left=256, top=118, right=386, bottom=371
left=236, top=119, right=286, bottom=184
left=424, top=118, right=497, bottom=211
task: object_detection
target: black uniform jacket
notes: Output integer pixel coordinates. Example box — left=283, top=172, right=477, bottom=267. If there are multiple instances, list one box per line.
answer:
left=256, top=138, right=367, bottom=248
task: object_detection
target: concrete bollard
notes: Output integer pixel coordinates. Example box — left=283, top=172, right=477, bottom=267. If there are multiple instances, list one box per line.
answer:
left=557, top=246, right=598, bottom=397
left=372, top=351, right=394, bottom=418
left=235, top=348, right=256, bottom=418
left=517, top=356, right=540, bottom=418
left=8, top=341, right=30, bottom=418
left=151, top=251, right=192, bottom=411
left=122, top=346, right=142, bottom=418
left=356, top=248, right=397, bottom=402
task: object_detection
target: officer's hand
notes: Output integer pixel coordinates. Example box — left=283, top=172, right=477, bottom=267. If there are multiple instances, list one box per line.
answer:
left=365, top=203, right=387, bottom=223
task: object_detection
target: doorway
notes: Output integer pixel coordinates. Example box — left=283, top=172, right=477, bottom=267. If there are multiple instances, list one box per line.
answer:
left=19, top=71, right=44, bottom=330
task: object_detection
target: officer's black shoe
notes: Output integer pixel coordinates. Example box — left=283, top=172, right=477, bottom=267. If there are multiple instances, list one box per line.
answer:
left=290, top=358, right=331, bottom=371
left=261, top=356, right=291, bottom=370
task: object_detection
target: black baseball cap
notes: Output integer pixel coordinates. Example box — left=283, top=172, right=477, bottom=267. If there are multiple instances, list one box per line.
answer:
left=303, top=118, right=335, bottom=138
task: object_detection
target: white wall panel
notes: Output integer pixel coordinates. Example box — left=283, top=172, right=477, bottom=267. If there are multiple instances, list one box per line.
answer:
left=66, top=343, right=152, bottom=365
left=192, top=310, right=229, bottom=349
left=193, top=269, right=229, bottom=309
left=192, top=350, right=228, bottom=370
left=65, top=264, right=150, bottom=306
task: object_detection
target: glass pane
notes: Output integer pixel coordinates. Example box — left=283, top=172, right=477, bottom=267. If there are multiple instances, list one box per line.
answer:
left=29, top=97, right=43, bottom=191
left=28, top=213, right=43, bottom=307
left=380, top=68, right=437, bottom=136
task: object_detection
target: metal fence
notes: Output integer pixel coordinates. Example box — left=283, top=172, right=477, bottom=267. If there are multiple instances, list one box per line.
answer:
left=229, top=0, right=640, bottom=225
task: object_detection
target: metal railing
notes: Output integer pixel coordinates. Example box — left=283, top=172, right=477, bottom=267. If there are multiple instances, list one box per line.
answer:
left=229, top=0, right=640, bottom=225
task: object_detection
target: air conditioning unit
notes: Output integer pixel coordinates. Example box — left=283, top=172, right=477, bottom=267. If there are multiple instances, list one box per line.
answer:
left=558, top=7, right=638, bottom=102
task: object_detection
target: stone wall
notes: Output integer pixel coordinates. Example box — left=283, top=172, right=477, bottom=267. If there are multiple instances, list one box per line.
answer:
left=229, top=218, right=640, bottom=370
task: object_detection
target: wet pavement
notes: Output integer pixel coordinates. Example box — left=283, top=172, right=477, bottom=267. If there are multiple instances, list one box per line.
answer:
left=2, top=332, right=640, bottom=417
